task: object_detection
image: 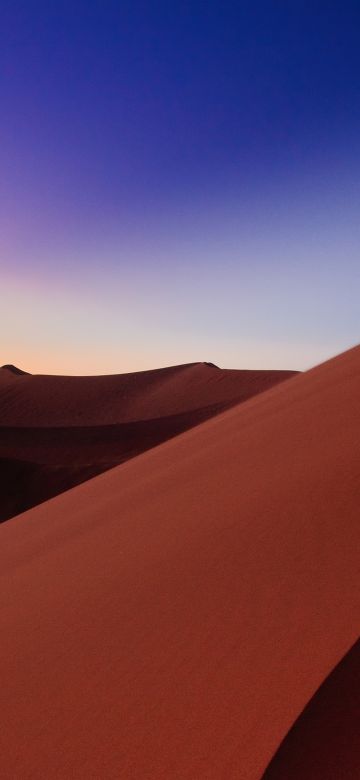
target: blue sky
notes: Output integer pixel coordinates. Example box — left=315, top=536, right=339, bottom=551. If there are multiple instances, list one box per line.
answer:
left=1, top=1, right=359, bottom=373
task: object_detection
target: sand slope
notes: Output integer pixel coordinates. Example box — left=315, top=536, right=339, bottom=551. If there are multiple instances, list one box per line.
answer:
left=0, top=362, right=295, bottom=521
left=0, top=347, right=359, bottom=778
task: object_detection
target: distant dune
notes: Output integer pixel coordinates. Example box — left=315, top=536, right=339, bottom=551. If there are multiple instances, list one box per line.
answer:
left=0, top=362, right=296, bottom=521
left=0, top=346, right=359, bottom=778
left=0, top=363, right=30, bottom=376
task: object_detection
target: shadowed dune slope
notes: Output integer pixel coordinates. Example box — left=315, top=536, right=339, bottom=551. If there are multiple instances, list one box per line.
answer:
left=0, top=346, right=359, bottom=778
left=262, top=638, right=360, bottom=780
left=0, top=363, right=295, bottom=521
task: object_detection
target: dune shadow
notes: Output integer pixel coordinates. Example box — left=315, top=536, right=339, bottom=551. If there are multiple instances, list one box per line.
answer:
left=262, top=637, right=360, bottom=779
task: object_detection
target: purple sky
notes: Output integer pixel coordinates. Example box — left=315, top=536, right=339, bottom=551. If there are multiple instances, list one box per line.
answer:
left=1, top=1, right=360, bottom=374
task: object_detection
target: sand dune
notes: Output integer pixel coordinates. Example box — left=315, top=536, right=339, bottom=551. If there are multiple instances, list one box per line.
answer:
left=0, top=362, right=295, bottom=521
left=0, top=362, right=295, bottom=426
left=0, top=347, right=359, bottom=778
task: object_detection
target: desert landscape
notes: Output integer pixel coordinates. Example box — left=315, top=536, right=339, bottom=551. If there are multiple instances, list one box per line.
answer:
left=1, top=345, right=359, bottom=778
left=0, top=361, right=296, bottom=521
left=2, top=2, right=359, bottom=777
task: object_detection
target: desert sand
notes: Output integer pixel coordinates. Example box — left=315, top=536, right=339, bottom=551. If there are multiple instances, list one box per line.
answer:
left=0, top=347, right=359, bottom=778
left=0, top=362, right=295, bottom=521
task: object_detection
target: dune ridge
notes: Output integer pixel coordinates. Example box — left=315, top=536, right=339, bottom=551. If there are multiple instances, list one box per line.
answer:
left=0, top=346, right=359, bottom=778
left=0, top=362, right=296, bottom=521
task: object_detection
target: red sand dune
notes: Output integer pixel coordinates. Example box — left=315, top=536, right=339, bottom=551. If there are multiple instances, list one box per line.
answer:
left=0, top=346, right=359, bottom=778
left=0, top=361, right=296, bottom=426
left=0, top=362, right=295, bottom=521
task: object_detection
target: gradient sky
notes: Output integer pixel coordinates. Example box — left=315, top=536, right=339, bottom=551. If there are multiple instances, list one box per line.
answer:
left=1, top=1, right=360, bottom=374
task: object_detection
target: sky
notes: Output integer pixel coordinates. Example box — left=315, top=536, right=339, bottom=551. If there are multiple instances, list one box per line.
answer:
left=1, top=1, right=360, bottom=374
